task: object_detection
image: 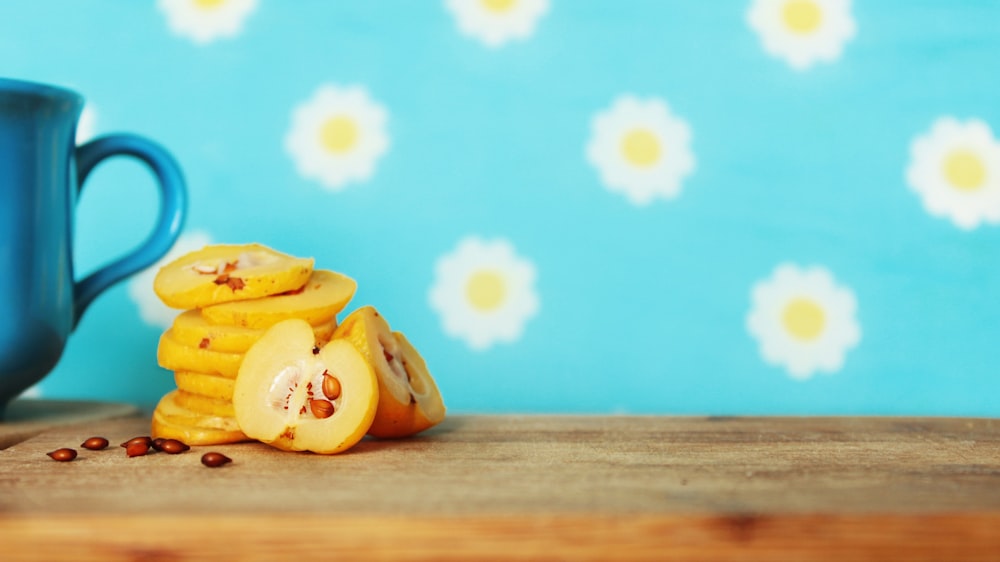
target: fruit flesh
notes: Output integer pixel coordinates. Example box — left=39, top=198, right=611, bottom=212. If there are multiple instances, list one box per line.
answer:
left=334, top=306, right=446, bottom=438
left=201, top=270, right=357, bottom=329
left=234, top=319, right=378, bottom=454
left=154, top=244, right=314, bottom=309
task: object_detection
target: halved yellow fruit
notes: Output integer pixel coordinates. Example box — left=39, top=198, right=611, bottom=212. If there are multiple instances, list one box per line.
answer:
left=174, top=370, right=236, bottom=401
left=173, top=389, right=236, bottom=417
left=154, top=243, right=314, bottom=310
left=151, top=390, right=249, bottom=445
left=233, top=319, right=378, bottom=454
left=157, top=330, right=243, bottom=378
left=334, top=306, right=446, bottom=438
left=171, top=309, right=337, bottom=353
left=201, top=270, right=356, bottom=330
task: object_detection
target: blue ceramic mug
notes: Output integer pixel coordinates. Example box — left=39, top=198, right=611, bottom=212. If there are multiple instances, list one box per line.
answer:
left=0, top=78, right=187, bottom=414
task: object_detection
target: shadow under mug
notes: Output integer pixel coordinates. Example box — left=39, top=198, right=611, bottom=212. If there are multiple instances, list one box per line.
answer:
left=0, top=77, right=187, bottom=415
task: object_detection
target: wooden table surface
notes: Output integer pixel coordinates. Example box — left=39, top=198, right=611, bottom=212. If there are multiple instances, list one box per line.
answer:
left=1, top=414, right=999, bottom=561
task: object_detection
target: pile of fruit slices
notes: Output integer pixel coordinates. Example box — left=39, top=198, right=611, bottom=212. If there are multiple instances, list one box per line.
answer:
left=151, top=243, right=446, bottom=454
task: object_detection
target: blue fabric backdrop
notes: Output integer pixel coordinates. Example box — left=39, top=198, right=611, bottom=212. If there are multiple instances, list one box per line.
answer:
left=2, top=0, right=998, bottom=415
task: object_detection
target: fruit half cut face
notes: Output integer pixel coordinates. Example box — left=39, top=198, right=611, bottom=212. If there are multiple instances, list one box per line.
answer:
left=234, top=319, right=378, bottom=454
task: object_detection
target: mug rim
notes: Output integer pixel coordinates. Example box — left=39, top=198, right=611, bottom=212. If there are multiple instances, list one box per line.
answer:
left=0, top=77, right=82, bottom=104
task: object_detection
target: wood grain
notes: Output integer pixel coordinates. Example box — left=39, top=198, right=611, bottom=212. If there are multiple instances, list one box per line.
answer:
left=1, top=415, right=999, bottom=560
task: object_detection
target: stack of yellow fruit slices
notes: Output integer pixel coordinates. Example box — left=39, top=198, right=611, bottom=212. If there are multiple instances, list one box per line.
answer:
left=150, top=243, right=357, bottom=445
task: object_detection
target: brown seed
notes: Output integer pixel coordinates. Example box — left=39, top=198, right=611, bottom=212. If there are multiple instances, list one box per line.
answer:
left=81, top=437, right=109, bottom=450
left=121, top=436, right=153, bottom=449
left=151, top=438, right=167, bottom=451
left=47, top=448, right=77, bottom=462
left=201, top=452, right=232, bottom=467
left=322, top=373, right=341, bottom=400
left=126, top=441, right=149, bottom=458
left=160, top=439, right=190, bottom=454
left=214, top=274, right=245, bottom=291
left=309, top=398, right=335, bottom=419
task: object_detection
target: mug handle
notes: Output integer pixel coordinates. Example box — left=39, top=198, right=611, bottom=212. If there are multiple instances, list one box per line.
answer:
left=72, top=134, right=187, bottom=327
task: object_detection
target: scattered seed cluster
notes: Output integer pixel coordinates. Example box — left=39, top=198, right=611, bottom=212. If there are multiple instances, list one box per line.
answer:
left=46, top=435, right=232, bottom=468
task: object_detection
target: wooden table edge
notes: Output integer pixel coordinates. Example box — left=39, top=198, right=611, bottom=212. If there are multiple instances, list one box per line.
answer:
left=1, top=511, right=998, bottom=561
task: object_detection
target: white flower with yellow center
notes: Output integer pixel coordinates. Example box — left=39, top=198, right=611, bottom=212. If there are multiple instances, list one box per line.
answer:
left=157, top=0, right=258, bottom=44
left=747, top=264, right=860, bottom=380
left=906, top=117, right=1000, bottom=230
left=285, top=84, right=390, bottom=191
left=429, top=237, right=539, bottom=350
left=747, top=0, right=856, bottom=70
left=445, top=0, right=549, bottom=48
left=128, top=230, right=213, bottom=328
left=586, top=95, right=695, bottom=206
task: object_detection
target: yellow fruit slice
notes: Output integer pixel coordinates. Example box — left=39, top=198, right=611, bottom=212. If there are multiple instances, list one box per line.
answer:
left=233, top=319, right=378, bottom=454
left=201, top=270, right=356, bottom=330
left=174, top=370, right=236, bottom=401
left=335, top=306, right=446, bottom=438
left=171, top=309, right=337, bottom=353
left=157, top=330, right=243, bottom=378
left=173, top=390, right=236, bottom=417
left=151, top=415, right=248, bottom=446
left=151, top=391, right=249, bottom=445
left=154, top=243, right=314, bottom=309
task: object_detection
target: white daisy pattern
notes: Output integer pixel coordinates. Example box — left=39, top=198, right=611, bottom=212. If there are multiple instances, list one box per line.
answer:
left=157, top=0, right=258, bottom=45
left=747, top=0, right=857, bottom=70
left=429, top=237, right=539, bottom=351
left=445, top=0, right=549, bottom=48
left=747, top=264, right=861, bottom=380
left=906, top=117, right=1000, bottom=230
left=128, top=230, right=213, bottom=329
left=76, top=104, right=97, bottom=145
left=586, top=95, right=696, bottom=206
left=285, top=84, right=390, bottom=191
